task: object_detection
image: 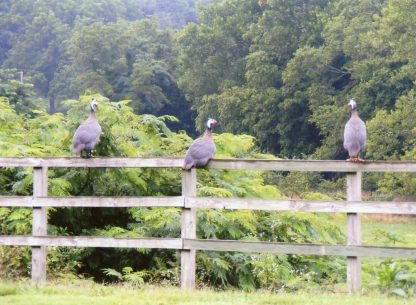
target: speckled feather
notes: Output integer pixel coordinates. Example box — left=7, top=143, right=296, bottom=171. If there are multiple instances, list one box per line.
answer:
left=183, top=133, right=216, bottom=170
left=183, top=119, right=217, bottom=170
left=72, top=103, right=102, bottom=155
left=343, top=112, right=366, bottom=158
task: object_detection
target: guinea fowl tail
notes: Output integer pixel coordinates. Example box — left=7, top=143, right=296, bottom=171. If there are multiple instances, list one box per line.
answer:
left=182, top=160, right=194, bottom=170
left=72, top=143, right=85, bottom=155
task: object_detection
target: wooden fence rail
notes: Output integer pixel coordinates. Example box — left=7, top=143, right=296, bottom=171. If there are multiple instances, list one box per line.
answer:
left=1, top=158, right=416, bottom=293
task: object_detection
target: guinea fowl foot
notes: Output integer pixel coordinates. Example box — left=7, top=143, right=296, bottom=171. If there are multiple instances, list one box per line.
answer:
left=346, top=157, right=365, bottom=163
left=80, top=150, right=93, bottom=158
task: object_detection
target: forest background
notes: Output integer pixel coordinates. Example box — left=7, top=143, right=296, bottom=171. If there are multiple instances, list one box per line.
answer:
left=1, top=0, right=416, bottom=297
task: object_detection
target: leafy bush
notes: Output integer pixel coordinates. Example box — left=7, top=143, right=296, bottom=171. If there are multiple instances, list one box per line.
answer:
left=102, top=267, right=150, bottom=287
left=366, top=261, right=416, bottom=297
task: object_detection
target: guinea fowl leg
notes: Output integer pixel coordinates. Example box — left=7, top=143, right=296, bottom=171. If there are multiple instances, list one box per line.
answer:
left=80, top=150, right=90, bottom=159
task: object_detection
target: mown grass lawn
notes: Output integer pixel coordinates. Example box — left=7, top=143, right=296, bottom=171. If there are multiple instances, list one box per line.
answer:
left=0, top=280, right=414, bottom=305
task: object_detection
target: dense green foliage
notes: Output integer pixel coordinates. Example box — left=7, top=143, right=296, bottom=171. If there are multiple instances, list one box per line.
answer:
left=0, top=95, right=344, bottom=291
left=0, top=0, right=200, bottom=133
left=177, top=0, right=416, bottom=159
left=1, top=0, right=416, bottom=296
left=2, top=0, right=415, bottom=159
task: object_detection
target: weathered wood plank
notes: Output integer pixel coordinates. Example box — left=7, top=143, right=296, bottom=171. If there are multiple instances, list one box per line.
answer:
left=207, top=159, right=416, bottom=172
left=347, top=173, right=362, bottom=294
left=32, top=167, right=48, bottom=285
left=185, top=197, right=416, bottom=214
left=3, top=235, right=416, bottom=259
left=2, top=196, right=416, bottom=214
left=0, top=236, right=182, bottom=249
left=183, top=239, right=416, bottom=259
left=0, top=196, right=184, bottom=208
left=2, top=158, right=416, bottom=172
left=181, top=169, right=197, bottom=290
left=0, top=157, right=183, bottom=168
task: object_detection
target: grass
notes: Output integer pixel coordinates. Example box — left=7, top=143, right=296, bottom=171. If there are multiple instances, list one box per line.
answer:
left=362, top=216, right=416, bottom=247
left=0, top=280, right=414, bottom=305
left=335, top=214, right=416, bottom=247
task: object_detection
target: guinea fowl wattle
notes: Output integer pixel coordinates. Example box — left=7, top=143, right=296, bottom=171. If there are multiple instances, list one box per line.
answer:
left=72, top=98, right=102, bottom=158
left=343, top=99, right=366, bottom=162
left=183, top=118, right=217, bottom=170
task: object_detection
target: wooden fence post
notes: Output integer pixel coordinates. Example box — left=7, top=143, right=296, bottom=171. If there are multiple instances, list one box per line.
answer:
left=32, top=166, right=48, bottom=285
left=181, top=168, right=197, bottom=289
left=347, top=171, right=362, bottom=294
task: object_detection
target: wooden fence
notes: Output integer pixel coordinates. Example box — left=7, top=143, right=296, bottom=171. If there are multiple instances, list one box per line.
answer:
left=1, top=157, right=416, bottom=293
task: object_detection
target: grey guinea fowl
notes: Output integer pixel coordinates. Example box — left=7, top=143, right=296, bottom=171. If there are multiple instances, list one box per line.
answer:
left=343, top=99, right=366, bottom=162
left=72, top=98, right=102, bottom=158
left=183, top=118, right=217, bottom=170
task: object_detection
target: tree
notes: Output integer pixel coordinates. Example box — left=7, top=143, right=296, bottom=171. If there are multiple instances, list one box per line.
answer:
left=366, top=90, right=416, bottom=160
left=50, top=19, right=195, bottom=133
left=278, top=0, right=416, bottom=159
left=176, top=0, right=262, bottom=118
left=177, top=0, right=331, bottom=155
left=0, top=69, right=47, bottom=114
left=0, top=0, right=205, bottom=122
left=2, top=3, right=70, bottom=113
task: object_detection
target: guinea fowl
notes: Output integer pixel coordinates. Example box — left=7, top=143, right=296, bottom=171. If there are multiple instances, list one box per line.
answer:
left=343, top=99, right=366, bottom=162
left=72, top=98, right=102, bottom=158
left=183, top=118, right=217, bottom=170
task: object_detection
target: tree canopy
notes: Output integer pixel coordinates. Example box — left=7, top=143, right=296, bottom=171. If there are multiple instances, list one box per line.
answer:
left=177, top=0, right=416, bottom=158
left=0, top=0, right=202, bottom=134
left=2, top=0, right=415, bottom=158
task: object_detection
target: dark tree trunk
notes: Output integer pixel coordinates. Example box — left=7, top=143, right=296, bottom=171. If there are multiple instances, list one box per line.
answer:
left=49, top=95, right=55, bottom=114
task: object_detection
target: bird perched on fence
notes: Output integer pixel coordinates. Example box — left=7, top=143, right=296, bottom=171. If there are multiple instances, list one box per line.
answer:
left=343, top=99, right=366, bottom=162
left=72, top=98, right=102, bottom=158
left=183, top=118, right=217, bottom=170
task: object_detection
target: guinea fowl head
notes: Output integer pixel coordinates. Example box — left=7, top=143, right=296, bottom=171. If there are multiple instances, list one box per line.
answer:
left=206, top=118, right=217, bottom=130
left=347, top=99, right=357, bottom=111
left=90, top=98, right=99, bottom=112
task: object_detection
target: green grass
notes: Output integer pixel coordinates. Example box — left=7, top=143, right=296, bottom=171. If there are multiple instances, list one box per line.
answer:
left=362, top=216, right=416, bottom=247
left=0, top=280, right=414, bottom=305
left=335, top=214, right=416, bottom=247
